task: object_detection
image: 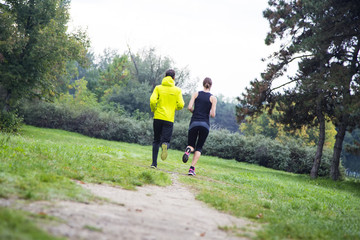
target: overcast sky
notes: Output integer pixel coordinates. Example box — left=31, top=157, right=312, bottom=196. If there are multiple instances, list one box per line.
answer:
left=68, top=0, right=274, bottom=99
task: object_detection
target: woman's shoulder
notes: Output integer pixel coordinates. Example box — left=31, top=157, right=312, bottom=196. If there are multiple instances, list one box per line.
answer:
left=210, top=95, right=217, bottom=103
left=192, top=91, right=199, bottom=98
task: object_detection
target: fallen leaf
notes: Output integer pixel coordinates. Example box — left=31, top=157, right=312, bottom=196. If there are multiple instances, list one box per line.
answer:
left=38, top=212, right=47, bottom=216
left=135, top=209, right=142, bottom=212
left=200, top=232, right=206, bottom=237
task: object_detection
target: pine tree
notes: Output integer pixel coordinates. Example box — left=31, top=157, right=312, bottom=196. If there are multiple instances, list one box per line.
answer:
left=237, top=0, right=360, bottom=180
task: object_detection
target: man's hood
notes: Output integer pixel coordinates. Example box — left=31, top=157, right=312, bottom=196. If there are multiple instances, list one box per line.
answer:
left=161, top=76, right=175, bottom=87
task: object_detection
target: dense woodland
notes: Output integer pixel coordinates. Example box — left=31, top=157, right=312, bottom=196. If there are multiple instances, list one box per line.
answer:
left=0, top=0, right=359, bottom=178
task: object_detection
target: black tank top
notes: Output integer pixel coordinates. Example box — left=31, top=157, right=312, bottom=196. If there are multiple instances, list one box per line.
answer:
left=190, top=91, right=212, bottom=126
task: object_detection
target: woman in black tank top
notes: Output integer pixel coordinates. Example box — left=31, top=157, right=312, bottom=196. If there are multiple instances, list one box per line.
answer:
left=182, top=78, right=217, bottom=176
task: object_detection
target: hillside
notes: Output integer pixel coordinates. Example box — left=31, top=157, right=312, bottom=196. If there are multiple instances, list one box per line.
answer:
left=0, top=126, right=359, bottom=239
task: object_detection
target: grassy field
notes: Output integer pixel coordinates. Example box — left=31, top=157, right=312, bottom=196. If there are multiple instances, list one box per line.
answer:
left=0, top=125, right=359, bottom=240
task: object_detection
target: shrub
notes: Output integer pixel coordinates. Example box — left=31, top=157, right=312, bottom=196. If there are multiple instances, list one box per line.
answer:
left=204, top=129, right=246, bottom=160
left=0, top=110, right=23, bottom=133
left=170, top=121, right=189, bottom=150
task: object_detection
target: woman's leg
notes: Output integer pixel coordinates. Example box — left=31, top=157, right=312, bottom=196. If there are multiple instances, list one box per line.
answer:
left=188, top=127, right=209, bottom=176
left=191, top=151, right=201, bottom=167
left=183, top=127, right=198, bottom=163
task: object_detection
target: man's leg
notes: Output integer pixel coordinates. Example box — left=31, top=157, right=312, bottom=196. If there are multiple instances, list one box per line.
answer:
left=160, top=120, right=174, bottom=160
left=152, top=119, right=162, bottom=167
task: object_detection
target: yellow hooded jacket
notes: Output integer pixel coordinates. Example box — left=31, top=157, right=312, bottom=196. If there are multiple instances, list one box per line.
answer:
left=150, top=76, right=184, bottom=122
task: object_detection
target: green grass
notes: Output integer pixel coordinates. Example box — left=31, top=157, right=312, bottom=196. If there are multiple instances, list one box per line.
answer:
left=0, top=206, right=64, bottom=240
left=1, top=125, right=360, bottom=240
left=177, top=157, right=360, bottom=240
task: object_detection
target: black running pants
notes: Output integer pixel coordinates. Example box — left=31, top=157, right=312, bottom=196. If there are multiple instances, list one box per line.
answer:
left=187, top=126, right=209, bottom=153
left=152, top=119, right=174, bottom=166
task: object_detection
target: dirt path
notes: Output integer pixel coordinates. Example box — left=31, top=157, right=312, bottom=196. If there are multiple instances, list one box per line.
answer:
left=2, top=174, right=258, bottom=240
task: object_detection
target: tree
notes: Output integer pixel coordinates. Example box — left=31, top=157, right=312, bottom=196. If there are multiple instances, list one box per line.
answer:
left=240, top=108, right=336, bottom=148
left=236, top=0, right=360, bottom=180
left=74, top=51, right=100, bottom=94
left=128, top=47, right=193, bottom=91
left=104, top=80, right=152, bottom=115
left=342, top=129, right=360, bottom=172
left=96, top=55, right=131, bottom=100
left=0, top=0, right=89, bottom=113
left=211, top=96, right=240, bottom=133
left=57, top=78, right=98, bottom=108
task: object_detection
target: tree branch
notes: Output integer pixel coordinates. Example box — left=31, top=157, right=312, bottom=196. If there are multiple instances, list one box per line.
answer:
left=286, top=54, right=314, bottom=64
left=127, top=44, right=139, bottom=80
left=270, top=78, right=299, bottom=92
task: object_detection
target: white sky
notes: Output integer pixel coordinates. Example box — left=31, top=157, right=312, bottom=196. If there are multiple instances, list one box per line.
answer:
left=68, top=0, right=275, bottom=99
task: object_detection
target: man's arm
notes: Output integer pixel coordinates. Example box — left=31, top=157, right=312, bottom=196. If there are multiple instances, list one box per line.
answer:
left=149, top=87, right=159, bottom=112
left=176, top=89, right=185, bottom=110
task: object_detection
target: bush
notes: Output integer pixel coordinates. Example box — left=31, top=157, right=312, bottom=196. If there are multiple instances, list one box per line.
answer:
left=204, top=130, right=332, bottom=176
left=20, top=101, right=147, bottom=144
left=170, top=121, right=189, bottom=150
left=204, top=129, right=246, bottom=160
left=20, top=100, right=333, bottom=177
left=0, top=110, right=23, bottom=133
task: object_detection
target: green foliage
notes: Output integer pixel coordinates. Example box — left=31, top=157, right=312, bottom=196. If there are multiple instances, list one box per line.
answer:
left=97, top=55, right=131, bottom=100
left=19, top=101, right=152, bottom=144
left=203, top=130, right=333, bottom=176
left=174, top=94, right=192, bottom=122
left=176, top=94, right=239, bottom=132
left=129, top=47, right=173, bottom=88
left=57, top=78, right=98, bottom=108
left=0, top=0, right=89, bottom=111
left=237, top=0, right=360, bottom=180
left=241, top=111, right=337, bottom=148
left=169, top=121, right=190, bottom=150
left=128, top=47, right=193, bottom=91
left=342, top=129, right=360, bottom=172
left=240, top=114, right=278, bottom=139
left=79, top=53, right=101, bottom=93
left=210, top=95, right=239, bottom=132
left=0, top=110, right=23, bottom=133
left=104, top=80, right=152, bottom=114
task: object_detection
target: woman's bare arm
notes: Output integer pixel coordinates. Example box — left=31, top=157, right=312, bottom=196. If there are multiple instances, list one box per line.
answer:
left=210, top=95, right=217, bottom=118
left=188, top=92, right=198, bottom=113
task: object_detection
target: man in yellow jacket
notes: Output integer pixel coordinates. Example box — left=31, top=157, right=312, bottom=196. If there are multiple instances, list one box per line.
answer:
left=149, top=69, right=184, bottom=168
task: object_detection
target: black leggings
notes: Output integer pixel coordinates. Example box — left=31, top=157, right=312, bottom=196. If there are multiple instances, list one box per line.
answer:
left=187, top=126, right=209, bottom=153
left=152, top=119, right=174, bottom=166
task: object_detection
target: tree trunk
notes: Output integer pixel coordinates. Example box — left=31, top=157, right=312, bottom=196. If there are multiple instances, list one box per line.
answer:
left=310, top=107, right=325, bottom=179
left=127, top=45, right=139, bottom=81
left=330, top=121, right=347, bottom=180
left=2, top=89, right=12, bottom=113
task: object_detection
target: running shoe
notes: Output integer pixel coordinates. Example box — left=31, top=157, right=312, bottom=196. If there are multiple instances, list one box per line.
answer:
left=188, top=167, right=196, bottom=176
left=150, top=165, right=157, bottom=169
left=161, top=143, right=168, bottom=160
left=182, top=147, right=191, bottom=163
